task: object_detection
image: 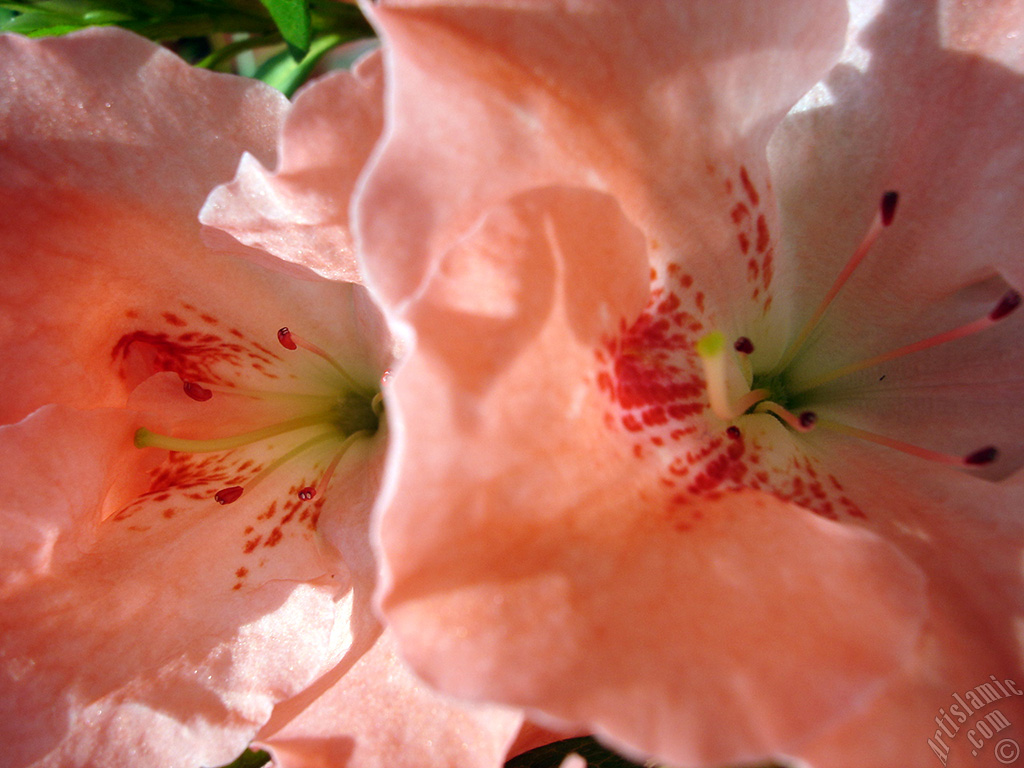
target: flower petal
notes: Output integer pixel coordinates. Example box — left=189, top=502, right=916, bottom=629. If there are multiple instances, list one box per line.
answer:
left=0, top=29, right=289, bottom=423
left=358, top=0, right=848, bottom=305
left=0, top=406, right=349, bottom=768
left=201, top=52, right=385, bottom=283
left=375, top=188, right=926, bottom=765
left=801, top=557, right=1024, bottom=768
left=768, top=0, right=1024, bottom=368
left=0, top=28, right=286, bottom=223
left=0, top=28, right=396, bottom=768
left=257, top=631, right=523, bottom=768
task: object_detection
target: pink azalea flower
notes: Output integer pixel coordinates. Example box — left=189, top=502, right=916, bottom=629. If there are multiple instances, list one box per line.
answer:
left=0, top=28, right=521, bottom=768
left=350, top=1, right=1024, bottom=766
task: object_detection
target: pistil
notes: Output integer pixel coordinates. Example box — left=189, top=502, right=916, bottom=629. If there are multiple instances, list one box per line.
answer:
left=135, top=412, right=335, bottom=453
left=696, top=331, right=769, bottom=420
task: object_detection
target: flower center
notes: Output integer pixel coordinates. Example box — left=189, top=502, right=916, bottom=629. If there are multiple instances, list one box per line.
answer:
left=134, top=327, right=383, bottom=505
left=695, top=191, right=1019, bottom=468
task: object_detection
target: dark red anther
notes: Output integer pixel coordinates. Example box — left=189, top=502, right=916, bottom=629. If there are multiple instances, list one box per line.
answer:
left=277, top=327, right=297, bottom=350
left=214, top=486, right=244, bottom=505
left=964, top=446, right=998, bottom=466
left=799, top=411, right=818, bottom=429
left=726, top=426, right=742, bottom=439
left=990, top=290, right=1022, bottom=321
left=182, top=380, right=213, bottom=402
left=298, top=486, right=317, bottom=501
left=880, top=191, right=899, bottom=226
left=733, top=337, right=755, bottom=355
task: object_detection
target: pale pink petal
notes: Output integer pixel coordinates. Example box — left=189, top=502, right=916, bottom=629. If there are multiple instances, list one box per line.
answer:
left=358, top=0, right=848, bottom=305
left=768, top=0, right=1024, bottom=363
left=800, top=559, right=1024, bottom=768
left=201, top=52, right=384, bottom=282
left=355, top=1, right=1024, bottom=766
left=752, top=0, right=1024, bottom=622
left=0, top=28, right=395, bottom=768
left=0, top=406, right=350, bottom=768
left=257, top=631, right=523, bottom=768
left=0, top=28, right=286, bottom=224
left=0, top=28, right=289, bottom=423
left=375, top=188, right=926, bottom=766
left=0, top=407, right=140, bottom=595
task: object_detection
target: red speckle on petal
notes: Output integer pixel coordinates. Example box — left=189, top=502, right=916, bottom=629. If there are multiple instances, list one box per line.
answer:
left=298, top=486, right=316, bottom=500
left=739, top=165, right=760, bottom=206
left=755, top=215, right=770, bottom=253
left=597, top=253, right=864, bottom=525
left=243, top=535, right=262, bottom=554
left=112, top=313, right=283, bottom=390
left=264, top=528, right=283, bottom=547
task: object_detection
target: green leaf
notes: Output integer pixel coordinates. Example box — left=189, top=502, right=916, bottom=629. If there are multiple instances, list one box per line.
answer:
left=257, top=0, right=310, bottom=58
left=1, top=11, right=79, bottom=35
left=24, top=22, right=84, bottom=35
left=253, top=31, right=341, bottom=97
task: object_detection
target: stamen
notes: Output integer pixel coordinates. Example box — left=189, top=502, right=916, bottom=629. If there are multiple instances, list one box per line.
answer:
left=754, top=402, right=817, bottom=432
left=773, top=191, right=899, bottom=373
left=818, top=417, right=998, bottom=467
left=277, top=327, right=367, bottom=394
left=134, top=411, right=334, bottom=453
left=187, top=380, right=338, bottom=405
left=793, top=289, right=1022, bottom=393
left=212, top=430, right=336, bottom=503
left=991, top=290, right=1022, bottom=320
left=733, top=337, right=755, bottom=383
left=183, top=380, right=213, bottom=402
left=277, top=327, right=299, bottom=350
left=215, top=486, right=244, bottom=505
left=965, top=446, right=999, bottom=466
left=295, top=430, right=368, bottom=501
left=696, top=331, right=769, bottom=420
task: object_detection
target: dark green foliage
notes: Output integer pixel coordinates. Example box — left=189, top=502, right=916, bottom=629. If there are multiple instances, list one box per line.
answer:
left=0, top=0, right=375, bottom=90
